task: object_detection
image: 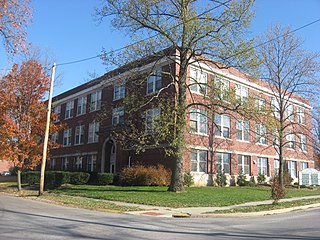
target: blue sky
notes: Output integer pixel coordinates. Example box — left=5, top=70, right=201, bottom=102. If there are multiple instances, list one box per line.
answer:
left=1, top=0, right=319, bottom=96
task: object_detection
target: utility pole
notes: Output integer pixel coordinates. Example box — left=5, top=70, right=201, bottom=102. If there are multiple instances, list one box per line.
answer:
left=39, top=63, right=56, bottom=196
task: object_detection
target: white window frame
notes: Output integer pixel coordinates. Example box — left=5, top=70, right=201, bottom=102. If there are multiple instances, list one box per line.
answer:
left=286, top=132, right=296, bottom=149
left=61, top=157, right=69, bottom=170
left=190, top=108, right=208, bottom=135
left=112, top=107, right=125, bottom=125
left=238, top=155, right=250, bottom=175
left=50, top=158, right=56, bottom=169
left=75, top=125, right=85, bottom=145
left=215, top=76, right=230, bottom=101
left=299, top=133, right=307, bottom=152
left=77, top=96, right=87, bottom=116
left=90, top=90, right=102, bottom=112
left=75, top=156, right=83, bottom=170
left=113, top=83, right=125, bottom=101
left=145, top=108, right=160, bottom=133
left=236, top=120, right=250, bottom=142
left=258, top=157, right=268, bottom=176
left=255, top=97, right=266, bottom=111
left=286, top=104, right=294, bottom=122
left=216, top=152, right=231, bottom=174
left=255, top=123, right=267, bottom=145
left=271, top=97, right=280, bottom=118
left=274, top=159, right=280, bottom=176
left=288, top=160, right=296, bottom=178
left=65, top=101, right=74, bottom=119
left=53, top=105, right=61, bottom=122
left=300, top=162, right=308, bottom=171
left=87, top=155, right=97, bottom=172
left=88, top=122, right=100, bottom=143
left=297, top=107, right=306, bottom=125
left=51, top=132, right=59, bottom=144
left=215, top=114, right=231, bottom=138
left=63, top=128, right=72, bottom=146
left=236, top=84, right=249, bottom=103
left=147, top=68, right=162, bottom=94
left=191, top=149, right=208, bottom=173
left=189, top=67, right=208, bottom=95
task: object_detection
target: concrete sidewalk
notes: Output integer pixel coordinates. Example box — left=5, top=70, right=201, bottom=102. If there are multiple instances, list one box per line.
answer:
left=121, top=195, right=320, bottom=218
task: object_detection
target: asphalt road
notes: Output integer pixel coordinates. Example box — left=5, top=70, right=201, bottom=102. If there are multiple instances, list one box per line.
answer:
left=0, top=194, right=319, bottom=240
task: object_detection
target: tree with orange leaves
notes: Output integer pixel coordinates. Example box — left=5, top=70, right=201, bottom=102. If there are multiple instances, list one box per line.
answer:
left=0, top=0, right=32, bottom=55
left=0, top=60, right=60, bottom=170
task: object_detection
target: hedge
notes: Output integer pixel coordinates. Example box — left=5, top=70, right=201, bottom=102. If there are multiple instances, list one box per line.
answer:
left=96, top=173, right=115, bottom=185
left=69, top=172, right=90, bottom=185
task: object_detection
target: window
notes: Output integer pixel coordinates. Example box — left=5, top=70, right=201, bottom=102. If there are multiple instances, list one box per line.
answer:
left=112, top=107, right=124, bottom=125
left=87, top=155, right=97, bottom=172
left=75, top=125, right=85, bottom=145
left=77, top=96, right=87, bottom=116
left=258, top=157, right=268, bottom=176
left=215, top=76, right=230, bottom=101
left=113, top=83, right=125, bottom=101
left=238, top=155, right=250, bottom=175
left=50, top=158, right=56, bottom=169
left=271, top=97, right=280, bottom=118
left=300, top=162, right=308, bottom=171
left=90, top=90, right=102, bottom=111
left=191, top=149, right=207, bottom=173
left=63, top=128, right=72, bottom=146
left=75, top=156, right=83, bottom=170
left=299, top=134, right=307, bottom=152
left=286, top=132, right=295, bottom=149
left=146, top=108, right=160, bottom=133
left=190, top=108, right=208, bottom=135
left=53, top=105, right=61, bottom=122
left=65, top=101, right=74, bottom=119
left=216, top=152, right=231, bottom=174
left=255, top=98, right=266, bottom=111
left=274, top=159, right=280, bottom=176
left=147, top=68, right=162, bottom=94
left=236, top=120, right=250, bottom=141
left=51, top=132, right=59, bottom=144
left=285, top=104, right=294, bottom=121
left=236, top=84, right=249, bottom=103
left=88, top=122, right=100, bottom=143
left=272, top=128, right=280, bottom=146
left=297, top=107, right=306, bottom=125
left=189, top=68, right=208, bottom=95
left=255, top=123, right=267, bottom=145
left=288, top=160, right=296, bottom=178
left=61, top=157, right=69, bottom=170
left=215, top=114, right=230, bottom=138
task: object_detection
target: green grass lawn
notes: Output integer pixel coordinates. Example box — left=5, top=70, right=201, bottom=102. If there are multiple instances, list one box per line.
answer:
left=50, top=185, right=320, bottom=208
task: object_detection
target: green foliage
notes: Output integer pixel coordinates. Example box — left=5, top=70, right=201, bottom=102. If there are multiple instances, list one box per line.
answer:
left=45, top=171, right=71, bottom=189
left=237, top=170, right=248, bottom=186
left=21, top=171, right=40, bottom=185
left=183, top=172, right=194, bottom=187
left=257, top=173, right=266, bottom=184
left=271, top=175, right=287, bottom=203
left=69, top=172, right=90, bottom=185
left=120, top=164, right=171, bottom=186
left=216, top=168, right=227, bottom=187
left=96, top=173, right=115, bottom=185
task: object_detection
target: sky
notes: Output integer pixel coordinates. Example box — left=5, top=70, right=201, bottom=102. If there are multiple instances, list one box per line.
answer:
left=0, top=0, right=319, bottom=96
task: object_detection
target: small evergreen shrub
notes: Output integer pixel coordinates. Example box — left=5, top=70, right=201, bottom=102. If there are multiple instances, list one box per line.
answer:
left=120, top=164, right=171, bottom=186
left=257, top=173, right=266, bottom=184
left=21, top=171, right=40, bottom=185
left=70, top=172, right=90, bottom=185
left=236, top=170, right=247, bottom=186
left=183, top=172, right=194, bottom=187
left=216, top=168, right=227, bottom=187
left=97, top=173, right=115, bottom=185
left=45, top=171, right=71, bottom=189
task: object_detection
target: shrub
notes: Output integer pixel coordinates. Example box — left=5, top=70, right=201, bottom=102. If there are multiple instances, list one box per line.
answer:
left=96, top=173, right=115, bottom=185
left=271, top=175, right=287, bottom=203
left=216, top=168, right=227, bottom=187
left=183, top=172, right=194, bottom=187
left=257, top=173, right=266, bottom=184
left=283, top=171, right=293, bottom=185
left=70, top=172, right=90, bottom=185
left=45, top=171, right=71, bottom=189
left=237, top=170, right=247, bottom=186
left=21, top=171, right=40, bottom=185
left=120, top=164, right=171, bottom=186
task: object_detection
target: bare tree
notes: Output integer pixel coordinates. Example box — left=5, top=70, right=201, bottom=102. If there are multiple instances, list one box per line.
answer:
left=255, top=24, right=320, bottom=189
left=96, top=0, right=257, bottom=192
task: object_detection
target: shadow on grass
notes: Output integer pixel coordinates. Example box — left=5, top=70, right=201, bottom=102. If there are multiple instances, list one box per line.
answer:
left=55, top=185, right=169, bottom=193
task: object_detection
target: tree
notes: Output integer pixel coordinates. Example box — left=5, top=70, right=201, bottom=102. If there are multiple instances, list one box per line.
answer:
left=255, top=24, right=320, bottom=189
left=0, top=0, right=32, bottom=55
left=0, top=60, right=60, bottom=170
left=97, top=0, right=256, bottom=192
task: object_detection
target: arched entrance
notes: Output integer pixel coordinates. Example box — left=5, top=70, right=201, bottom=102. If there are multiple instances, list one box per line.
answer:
left=101, top=138, right=117, bottom=173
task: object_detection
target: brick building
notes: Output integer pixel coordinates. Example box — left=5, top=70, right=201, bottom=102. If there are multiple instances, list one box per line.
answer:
left=49, top=53, right=314, bottom=186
